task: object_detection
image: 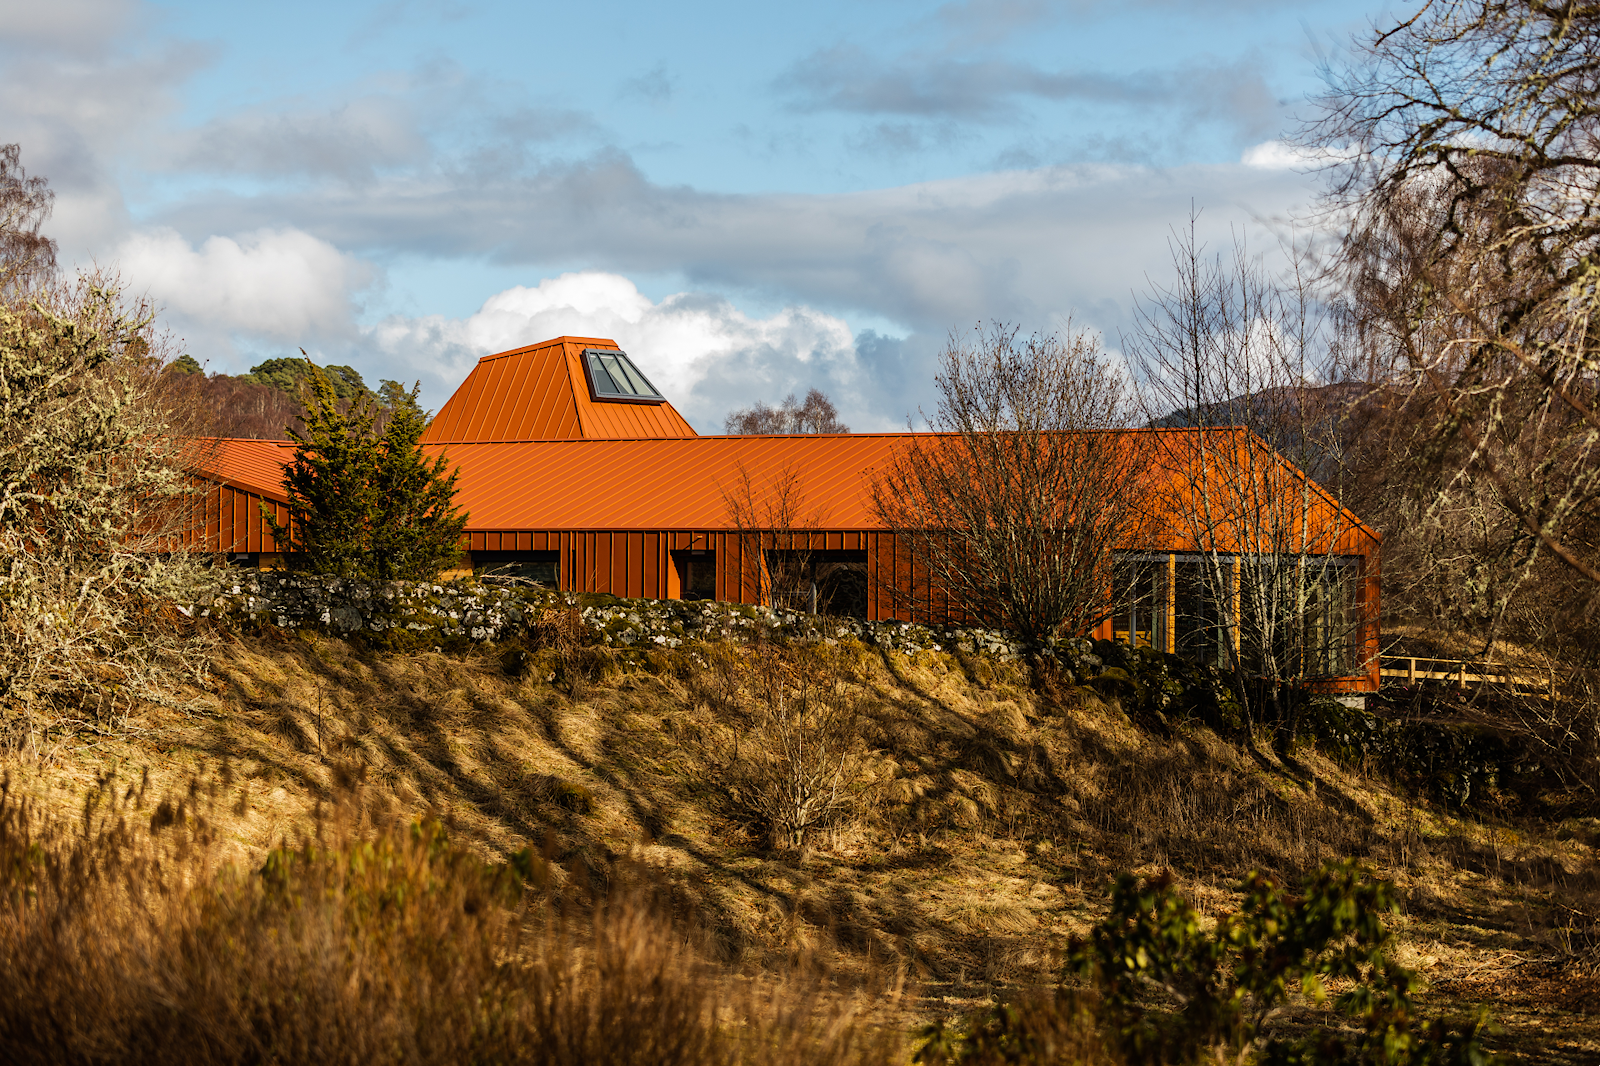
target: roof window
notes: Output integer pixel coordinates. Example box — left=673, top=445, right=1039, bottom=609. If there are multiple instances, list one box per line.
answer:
left=581, top=348, right=665, bottom=404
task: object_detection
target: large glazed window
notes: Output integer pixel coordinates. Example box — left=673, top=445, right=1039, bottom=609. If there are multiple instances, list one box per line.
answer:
left=1113, top=552, right=1359, bottom=678
left=581, top=348, right=665, bottom=404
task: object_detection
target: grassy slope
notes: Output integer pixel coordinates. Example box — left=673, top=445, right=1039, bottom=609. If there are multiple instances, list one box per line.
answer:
left=7, top=628, right=1599, bottom=1064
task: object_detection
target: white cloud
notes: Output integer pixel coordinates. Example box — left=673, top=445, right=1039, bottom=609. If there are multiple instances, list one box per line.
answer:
left=368, top=272, right=866, bottom=431
left=1241, top=139, right=1357, bottom=170
left=117, top=226, right=375, bottom=341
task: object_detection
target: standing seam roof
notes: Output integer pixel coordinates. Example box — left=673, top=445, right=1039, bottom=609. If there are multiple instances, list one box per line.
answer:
left=419, top=336, right=697, bottom=443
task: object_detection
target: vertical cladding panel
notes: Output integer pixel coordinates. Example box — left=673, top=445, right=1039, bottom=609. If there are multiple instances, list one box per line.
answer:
left=624, top=533, right=637, bottom=598
left=582, top=533, right=595, bottom=593
left=716, top=533, right=729, bottom=603
left=225, top=489, right=238, bottom=552
left=216, top=487, right=231, bottom=552
left=627, top=533, right=640, bottom=598
left=867, top=533, right=881, bottom=620
left=613, top=533, right=625, bottom=597
left=239, top=490, right=253, bottom=553
left=471, top=532, right=485, bottom=552
left=519, top=532, right=531, bottom=552
left=643, top=533, right=660, bottom=598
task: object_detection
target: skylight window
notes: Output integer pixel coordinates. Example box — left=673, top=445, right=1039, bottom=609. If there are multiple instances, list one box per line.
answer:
left=581, top=348, right=665, bottom=404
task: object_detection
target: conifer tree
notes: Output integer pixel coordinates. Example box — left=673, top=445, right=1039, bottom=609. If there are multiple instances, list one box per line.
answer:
left=267, top=359, right=466, bottom=581
left=370, top=381, right=467, bottom=581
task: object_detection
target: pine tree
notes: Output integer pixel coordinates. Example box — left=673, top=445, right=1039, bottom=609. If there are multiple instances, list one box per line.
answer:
left=266, top=359, right=466, bottom=581
left=369, top=381, right=467, bottom=581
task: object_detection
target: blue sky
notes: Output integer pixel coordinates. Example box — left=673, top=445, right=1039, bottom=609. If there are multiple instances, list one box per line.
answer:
left=0, top=0, right=1392, bottom=430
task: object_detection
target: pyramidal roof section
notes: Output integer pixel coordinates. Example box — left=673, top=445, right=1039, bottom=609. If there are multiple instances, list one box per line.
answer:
left=420, top=336, right=698, bottom=443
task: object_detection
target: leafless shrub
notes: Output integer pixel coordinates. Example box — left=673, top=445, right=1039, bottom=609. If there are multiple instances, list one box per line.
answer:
left=871, top=323, right=1144, bottom=649
left=722, top=463, right=831, bottom=614
left=725, top=646, right=876, bottom=850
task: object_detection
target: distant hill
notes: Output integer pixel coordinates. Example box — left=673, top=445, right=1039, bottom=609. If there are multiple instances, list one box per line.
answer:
left=1148, top=382, right=1372, bottom=484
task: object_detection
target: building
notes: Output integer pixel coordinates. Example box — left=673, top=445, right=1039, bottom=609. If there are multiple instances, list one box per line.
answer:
left=196, top=335, right=1381, bottom=691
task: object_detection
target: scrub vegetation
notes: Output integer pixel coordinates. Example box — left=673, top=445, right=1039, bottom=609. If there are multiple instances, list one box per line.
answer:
left=3, top=628, right=1595, bottom=1064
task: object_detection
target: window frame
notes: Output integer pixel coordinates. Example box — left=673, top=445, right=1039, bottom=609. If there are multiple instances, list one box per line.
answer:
left=579, top=348, right=667, bottom=406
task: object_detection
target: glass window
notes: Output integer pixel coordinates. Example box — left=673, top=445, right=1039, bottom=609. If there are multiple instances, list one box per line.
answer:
left=1237, top=556, right=1357, bottom=678
left=1112, top=554, right=1167, bottom=650
left=583, top=348, right=665, bottom=403
left=1173, top=556, right=1229, bottom=665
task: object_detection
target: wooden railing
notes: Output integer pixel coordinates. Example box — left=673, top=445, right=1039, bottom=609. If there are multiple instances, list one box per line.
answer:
left=1379, top=655, right=1554, bottom=696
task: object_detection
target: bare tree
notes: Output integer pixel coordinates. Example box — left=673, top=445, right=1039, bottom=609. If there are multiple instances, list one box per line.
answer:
left=725, top=645, right=870, bottom=850
left=1126, top=219, right=1370, bottom=740
left=724, top=388, right=849, bottom=434
left=1305, top=0, right=1600, bottom=784
left=720, top=463, right=831, bottom=613
left=870, top=323, right=1144, bottom=650
left=0, top=144, right=56, bottom=295
left=1308, top=0, right=1600, bottom=629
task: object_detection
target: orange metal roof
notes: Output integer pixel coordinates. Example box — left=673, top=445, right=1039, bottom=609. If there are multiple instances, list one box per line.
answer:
left=420, top=336, right=698, bottom=444
left=422, top=434, right=901, bottom=530
left=197, top=438, right=296, bottom=501
left=195, top=427, right=1378, bottom=555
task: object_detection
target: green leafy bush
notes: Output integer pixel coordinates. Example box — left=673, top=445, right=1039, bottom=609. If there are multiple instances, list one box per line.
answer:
left=1068, top=861, right=1493, bottom=1065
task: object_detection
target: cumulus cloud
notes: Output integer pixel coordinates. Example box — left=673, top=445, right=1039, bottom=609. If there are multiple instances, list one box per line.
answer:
left=367, top=272, right=872, bottom=432
left=118, top=226, right=375, bottom=343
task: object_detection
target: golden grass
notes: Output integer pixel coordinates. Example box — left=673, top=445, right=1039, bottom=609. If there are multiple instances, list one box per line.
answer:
left=3, top=627, right=1598, bottom=1062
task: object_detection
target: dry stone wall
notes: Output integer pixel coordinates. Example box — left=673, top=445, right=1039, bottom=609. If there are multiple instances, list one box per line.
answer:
left=188, top=571, right=1028, bottom=658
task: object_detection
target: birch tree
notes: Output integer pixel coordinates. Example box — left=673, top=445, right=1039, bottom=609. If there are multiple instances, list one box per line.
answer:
left=1126, top=220, right=1368, bottom=741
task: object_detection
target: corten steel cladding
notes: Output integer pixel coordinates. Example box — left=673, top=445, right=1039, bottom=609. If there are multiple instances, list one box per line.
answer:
left=190, top=339, right=1382, bottom=689
left=421, top=336, right=698, bottom=444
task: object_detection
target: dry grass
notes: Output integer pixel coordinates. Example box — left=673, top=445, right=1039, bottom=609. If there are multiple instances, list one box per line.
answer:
left=4, top=627, right=1599, bottom=1062
left=0, top=780, right=907, bottom=1066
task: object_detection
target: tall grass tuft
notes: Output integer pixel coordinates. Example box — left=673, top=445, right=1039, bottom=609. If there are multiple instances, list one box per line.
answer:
left=0, top=777, right=903, bottom=1066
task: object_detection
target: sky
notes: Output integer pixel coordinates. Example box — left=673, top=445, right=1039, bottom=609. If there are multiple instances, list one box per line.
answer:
left=0, top=0, right=1393, bottom=432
